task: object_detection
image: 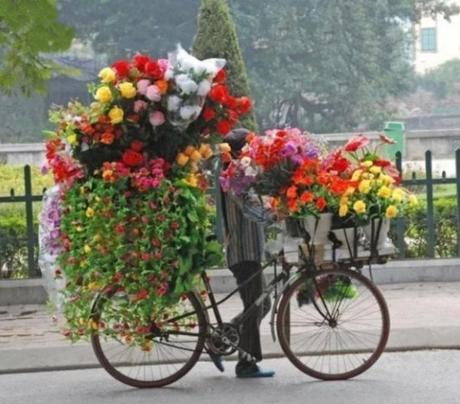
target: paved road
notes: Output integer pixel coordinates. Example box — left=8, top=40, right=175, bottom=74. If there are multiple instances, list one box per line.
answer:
left=1, top=350, right=458, bottom=404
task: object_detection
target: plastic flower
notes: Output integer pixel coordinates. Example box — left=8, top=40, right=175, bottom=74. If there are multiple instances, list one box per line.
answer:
left=118, top=82, right=137, bottom=99
left=353, top=200, right=366, bottom=214
left=377, top=186, right=392, bottom=199
left=108, top=106, right=124, bottom=124
left=385, top=205, right=398, bottom=218
left=95, top=86, right=113, bottom=103
left=176, top=153, right=189, bottom=166
left=98, top=67, right=116, bottom=84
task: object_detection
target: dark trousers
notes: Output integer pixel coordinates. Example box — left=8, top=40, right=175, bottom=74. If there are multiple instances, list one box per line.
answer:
left=229, top=261, right=271, bottom=369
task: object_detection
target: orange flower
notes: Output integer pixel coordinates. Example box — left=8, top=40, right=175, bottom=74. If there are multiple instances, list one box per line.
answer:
left=100, top=132, right=114, bottom=145
left=286, top=185, right=298, bottom=199
left=184, top=145, right=196, bottom=156
left=271, top=197, right=280, bottom=209
left=287, top=198, right=299, bottom=212
left=155, top=80, right=168, bottom=95
left=300, top=191, right=314, bottom=204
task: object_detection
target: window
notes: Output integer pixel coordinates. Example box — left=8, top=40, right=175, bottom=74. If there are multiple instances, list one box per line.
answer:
left=420, top=27, right=437, bottom=52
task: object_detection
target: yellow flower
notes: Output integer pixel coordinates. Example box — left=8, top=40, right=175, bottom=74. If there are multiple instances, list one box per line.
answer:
left=339, top=204, right=349, bottom=217
left=95, top=86, right=113, bottom=103
left=408, top=194, right=418, bottom=206
left=219, top=143, right=231, bottom=153
left=392, top=188, right=404, bottom=202
left=67, top=133, right=78, bottom=146
left=98, top=67, right=116, bottom=83
left=344, top=187, right=355, bottom=197
left=351, top=169, right=363, bottom=181
left=87, top=282, right=99, bottom=291
left=86, top=207, right=95, bottom=218
left=353, top=200, right=367, bottom=214
left=108, top=106, right=124, bottom=124
left=84, top=245, right=92, bottom=254
left=118, top=82, right=137, bottom=99
left=176, top=153, right=189, bottom=166
left=190, top=150, right=202, bottom=162
left=340, top=196, right=349, bottom=205
left=199, top=143, right=213, bottom=159
left=93, top=234, right=102, bottom=242
left=377, top=186, right=392, bottom=199
left=380, top=174, right=395, bottom=185
left=358, top=180, right=371, bottom=194
left=185, top=174, right=199, bottom=187
left=184, top=145, right=196, bottom=156
left=370, top=166, right=382, bottom=175
left=89, top=319, right=99, bottom=330
left=362, top=160, right=373, bottom=168
left=385, top=205, right=398, bottom=219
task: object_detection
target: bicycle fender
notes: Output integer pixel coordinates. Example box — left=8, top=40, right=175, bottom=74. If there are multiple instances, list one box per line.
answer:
left=269, top=271, right=302, bottom=342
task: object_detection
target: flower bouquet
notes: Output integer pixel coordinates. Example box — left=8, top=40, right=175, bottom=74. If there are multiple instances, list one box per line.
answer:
left=40, top=46, right=252, bottom=343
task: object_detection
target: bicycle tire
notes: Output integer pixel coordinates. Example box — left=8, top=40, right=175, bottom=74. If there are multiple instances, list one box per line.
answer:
left=91, top=290, right=207, bottom=388
left=276, top=267, right=390, bottom=380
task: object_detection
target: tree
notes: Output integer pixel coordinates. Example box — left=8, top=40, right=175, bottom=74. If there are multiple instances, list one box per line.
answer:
left=0, top=0, right=74, bottom=95
left=192, top=0, right=257, bottom=131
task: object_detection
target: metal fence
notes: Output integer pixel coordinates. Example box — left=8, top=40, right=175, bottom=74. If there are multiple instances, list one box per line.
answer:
left=1, top=151, right=460, bottom=278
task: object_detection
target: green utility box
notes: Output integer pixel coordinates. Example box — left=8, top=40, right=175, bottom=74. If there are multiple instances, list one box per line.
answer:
left=383, top=121, right=405, bottom=160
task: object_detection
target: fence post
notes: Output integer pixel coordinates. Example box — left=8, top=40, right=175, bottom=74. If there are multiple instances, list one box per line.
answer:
left=24, top=165, right=38, bottom=277
left=394, top=151, right=406, bottom=257
left=425, top=151, right=435, bottom=258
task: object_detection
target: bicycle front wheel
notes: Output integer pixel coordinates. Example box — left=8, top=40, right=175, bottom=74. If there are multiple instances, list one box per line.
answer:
left=277, top=268, right=390, bottom=380
left=91, top=290, right=207, bottom=388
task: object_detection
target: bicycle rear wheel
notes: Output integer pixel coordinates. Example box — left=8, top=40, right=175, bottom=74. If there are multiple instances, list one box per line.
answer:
left=91, top=290, right=206, bottom=388
left=277, top=267, right=390, bottom=380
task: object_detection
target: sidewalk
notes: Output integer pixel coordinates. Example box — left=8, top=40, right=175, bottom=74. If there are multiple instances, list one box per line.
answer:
left=1, top=281, right=460, bottom=374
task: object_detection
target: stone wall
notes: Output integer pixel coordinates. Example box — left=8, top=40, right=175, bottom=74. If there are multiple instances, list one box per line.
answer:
left=3, top=128, right=460, bottom=166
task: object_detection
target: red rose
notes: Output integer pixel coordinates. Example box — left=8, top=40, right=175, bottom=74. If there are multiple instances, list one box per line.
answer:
left=133, top=54, right=150, bottom=71
left=224, top=96, right=238, bottom=110
left=145, top=60, right=162, bottom=79
left=315, top=197, right=327, bottom=211
left=202, top=106, right=216, bottom=122
left=112, top=60, right=130, bottom=78
left=236, top=96, right=252, bottom=114
left=130, top=139, right=144, bottom=152
left=216, top=119, right=232, bottom=135
left=332, top=156, right=349, bottom=172
left=122, top=149, right=144, bottom=167
left=214, top=69, right=227, bottom=83
left=209, top=84, right=229, bottom=104
left=227, top=109, right=239, bottom=125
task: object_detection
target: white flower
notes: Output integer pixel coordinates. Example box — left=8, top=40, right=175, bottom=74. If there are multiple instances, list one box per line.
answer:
left=240, top=156, right=252, bottom=168
left=175, top=74, right=198, bottom=95
left=244, top=166, right=257, bottom=177
left=197, top=79, right=211, bottom=96
left=167, top=95, right=182, bottom=111
left=164, top=68, right=174, bottom=81
left=179, top=105, right=201, bottom=120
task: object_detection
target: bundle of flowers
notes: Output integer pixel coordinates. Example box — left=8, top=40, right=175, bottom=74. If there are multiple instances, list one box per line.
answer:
left=41, top=47, right=252, bottom=342
left=332, top=134, right=418, bottom=223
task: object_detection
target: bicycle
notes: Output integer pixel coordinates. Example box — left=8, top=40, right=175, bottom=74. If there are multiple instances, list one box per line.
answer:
left=90, top=220, right=390, bottom=388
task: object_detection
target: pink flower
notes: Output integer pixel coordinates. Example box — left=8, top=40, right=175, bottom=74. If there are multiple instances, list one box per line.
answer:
left=158, top=59, right=169, bottom=74
left=136, top=79, right=151, bottom=95
left=344, top=135, right=369, bottom=152
left=145, top=85, right=161, bottom=101
left=134, top=100, right=147, bottom=113
left=149, top=111, right=165, bottom=126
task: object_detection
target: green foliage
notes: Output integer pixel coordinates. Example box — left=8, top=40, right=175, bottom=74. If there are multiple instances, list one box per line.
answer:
left=0, top=0, right=74, bottom=95
left=192, top=0, right=257, bottom=131
left=0, top=165, right=53, bottom=196
left=417, top=59, right=460, bottom=98
left=403, top=196, right=458, bottom=258
left=59, top=175, right=221, bottom=342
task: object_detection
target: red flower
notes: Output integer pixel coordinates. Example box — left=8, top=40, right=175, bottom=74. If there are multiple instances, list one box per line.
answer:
left=209, top=84, right=229, bottom=104
left=133, top=54, right=150, bottom=71
left=300, top=191, right=314, bottom=204
left=134, top=288, right=149, bottom=301
left=344, top=135, right=369, bottom=152
left=287, top=185, right=298, bottom=199
left=315, top=197, right=327, bottom=211
left=145, top=60, right=162, bottom=79
left=214, top=69, right=227, bottom=83
left=374, top=159, right=391, bottom=167
left=224, top=96, right=238, bottom=110
left=100, top=132, right=114, bottom=145
left=115, top=224, right=125, bottom=234
left=216, top=119, right=232, bottom=135
left=202, top=106, right=216, bottom=122
left=130, top=139, right=144, bottom=152
left=379, top=134, right=396, bottom=144
left=122, top=150, right=144, bottom=167
left=236, top=97, right=252, bottom=115
left=112, top=60, right=130, bottom=78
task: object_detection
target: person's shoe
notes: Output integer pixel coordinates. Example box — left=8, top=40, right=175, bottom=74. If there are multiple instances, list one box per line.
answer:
left=209, top=352, right=225, bottom=372
left=236, top=364, right=275, bottom=378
